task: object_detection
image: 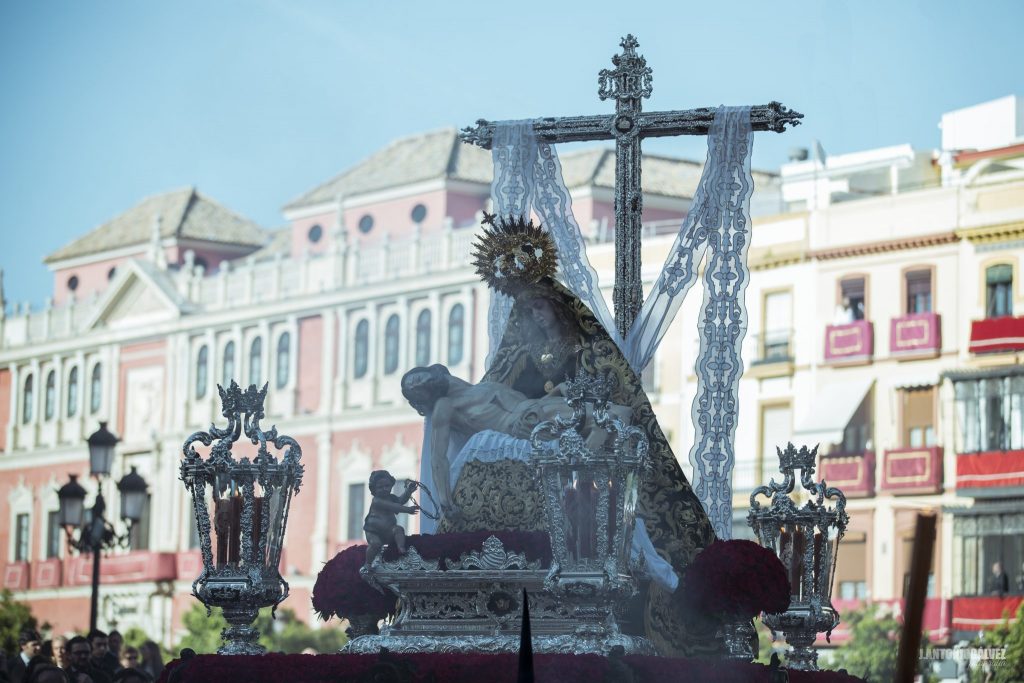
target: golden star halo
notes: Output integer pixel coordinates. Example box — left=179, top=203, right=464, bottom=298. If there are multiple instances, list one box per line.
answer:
left=471, top=213, right=559, bottom=296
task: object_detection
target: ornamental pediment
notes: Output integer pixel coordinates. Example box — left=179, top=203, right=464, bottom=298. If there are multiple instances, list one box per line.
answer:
left=84, top=260, right=191, bottom=331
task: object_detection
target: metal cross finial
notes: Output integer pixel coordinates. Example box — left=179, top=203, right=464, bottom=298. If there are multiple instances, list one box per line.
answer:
left=599, top=35, right=653, bottom=104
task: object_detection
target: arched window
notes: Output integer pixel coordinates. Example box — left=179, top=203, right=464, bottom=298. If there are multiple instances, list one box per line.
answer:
left=384, top=315, right=400, bottom=375
left=415, top=309, right=431, bottom=366
left=67, top=367, right=79, bottom=418
left=22, top=374, right=33, bottom=424
left=44, top=370, right=56, bottom=420
left=249, top=338, right=263, bottom=386
left=986, top=264, right=1014, bottom=319
left=222, top=341, right=235, bottom=387
left=276, top=332, right=291, bottom=388
left=90, top=364, right=102, bottom=414
left=195, top=345, right=209, bottom=399
left=354, top=319, right=369, bottom=379
left=447, top=304, right=465, bottom=366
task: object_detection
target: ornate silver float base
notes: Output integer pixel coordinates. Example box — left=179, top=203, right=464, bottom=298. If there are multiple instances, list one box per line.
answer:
left=343, top=633, right=654, bottom=656
left=347, top=538, right=652, bottom=657
left=717, top=620, right=756, bottom=661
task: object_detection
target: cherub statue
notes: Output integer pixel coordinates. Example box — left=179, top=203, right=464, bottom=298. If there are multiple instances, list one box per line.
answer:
left=363, top=470, right=419, bottom=568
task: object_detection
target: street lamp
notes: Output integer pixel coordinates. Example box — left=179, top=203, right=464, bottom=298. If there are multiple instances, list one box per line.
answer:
left=57, top=423, right=148, bottom=632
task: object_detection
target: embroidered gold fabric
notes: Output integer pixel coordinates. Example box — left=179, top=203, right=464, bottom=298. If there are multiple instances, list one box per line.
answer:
left=440, top=460, right=545, bottom=533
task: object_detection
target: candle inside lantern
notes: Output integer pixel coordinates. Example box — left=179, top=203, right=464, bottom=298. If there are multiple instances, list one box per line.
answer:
left=813, top=531, right=825, bottom=590
left=251, top=496, right=264, bottom=562
left=228, top=494, right=242, bottom=565
left=214, top=498, right=231, bottom=568
left=789, top=530, right=805, bottom=595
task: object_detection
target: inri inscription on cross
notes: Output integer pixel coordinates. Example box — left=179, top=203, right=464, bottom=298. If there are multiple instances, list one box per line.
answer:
left=460, top=34, right=803, bottom=340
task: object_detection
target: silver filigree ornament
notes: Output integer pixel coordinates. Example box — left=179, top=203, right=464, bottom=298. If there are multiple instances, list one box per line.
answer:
left=530, top=373, right=651, bottom=650
left=348, top=531, right=653, bottom=655
left=747, top=443, right=848, bottom=671
left=444, top=535, right=541, bottom=571
left=180, top=382, right=304, bottom=655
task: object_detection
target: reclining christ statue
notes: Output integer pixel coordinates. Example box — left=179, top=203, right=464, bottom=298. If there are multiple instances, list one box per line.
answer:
left=401, top=364, right=633, bottom=518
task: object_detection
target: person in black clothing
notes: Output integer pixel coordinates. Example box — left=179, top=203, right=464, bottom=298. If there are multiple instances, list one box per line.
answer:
left=1016, top=561, right=1024, bottom=594
left=85, top=632, right=116, bottom=682
left=23, top=656, right=60, bottom=683
left=99, top=633, right=121, bottom=678
left=6, top=628, right=41, bottom=683
left=988, top=560, right=1010, bottom=596
left=66, top=636, right=109, bottom=683
left=111, top=669, right=150, bottom=683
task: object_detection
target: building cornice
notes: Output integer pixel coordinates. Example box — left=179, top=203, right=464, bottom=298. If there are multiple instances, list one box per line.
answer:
left=749, top=247, right=807, bottom=271
left=808, top=230, right=959, bottom=261
left=955, top=220, right=1024, bottom=245
left=281, top=202, right=338, bottom=222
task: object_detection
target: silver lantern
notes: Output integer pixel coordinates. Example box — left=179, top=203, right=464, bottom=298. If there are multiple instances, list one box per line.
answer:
left=530, top=373, right=651, bottom=652
left=180, top=382, right=304, bottom=655
left=748, top=443, right=848, bottom=671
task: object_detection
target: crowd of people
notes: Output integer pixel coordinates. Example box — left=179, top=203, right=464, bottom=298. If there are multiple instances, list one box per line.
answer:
left=1, top=628, right=164, bottom=683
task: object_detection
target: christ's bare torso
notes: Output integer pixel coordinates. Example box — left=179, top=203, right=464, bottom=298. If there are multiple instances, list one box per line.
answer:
left=445, top=380, right=557, bottom=439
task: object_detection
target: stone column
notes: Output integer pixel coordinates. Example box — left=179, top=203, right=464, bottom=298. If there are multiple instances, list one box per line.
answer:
left=310, top=431, right=332, bottom=569
left=429, top=292, right=441, bottom=367
left=367, top=304, right=378, bottom=405
left=6, top=363, right=19, bottom=449
left=286, top=315, right=298, bottom=415
left=27, top=358, right=40, bottom=448
left=396, top=296, right=409, bottom=377
left=319, top=309, right=336, bottom=417
left=335, top=310, right=348, bottom=412
left=51, top=354, right=64, bottom=446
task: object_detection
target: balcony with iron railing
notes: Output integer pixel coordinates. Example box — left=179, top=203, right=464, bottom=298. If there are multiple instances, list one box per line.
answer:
left=746, top=329, right=794, bottom=378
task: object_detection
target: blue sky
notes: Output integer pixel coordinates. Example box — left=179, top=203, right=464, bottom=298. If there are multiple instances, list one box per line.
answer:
left=1, top=1, right=1021, bottom=309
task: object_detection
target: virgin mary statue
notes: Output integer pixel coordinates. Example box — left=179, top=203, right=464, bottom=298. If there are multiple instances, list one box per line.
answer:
left=422, top=214, right=719, bottom=656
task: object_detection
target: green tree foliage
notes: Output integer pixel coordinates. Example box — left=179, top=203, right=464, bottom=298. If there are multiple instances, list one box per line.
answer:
left=828, top=604, right=934, bottom=682
left=967, top=603, right=1024, bottom=683
left=754, top=616, right=787, bottom=666
left=174, top=604, right=346, bottom=656
left=0, top=590, right=40, bottom=656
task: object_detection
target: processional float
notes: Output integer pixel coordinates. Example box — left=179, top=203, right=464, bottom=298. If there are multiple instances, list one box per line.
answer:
left=179, top=36, right=849, bottom=671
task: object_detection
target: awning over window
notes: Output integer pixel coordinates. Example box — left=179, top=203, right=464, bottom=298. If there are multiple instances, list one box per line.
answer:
left=943, top=364, right=1024, bottom=382
left=794, top=376, right=874, bottom=446
left=889, top=372, right=941, bottom=391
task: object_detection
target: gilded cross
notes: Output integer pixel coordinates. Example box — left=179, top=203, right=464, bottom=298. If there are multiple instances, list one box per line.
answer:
left=460, top=35, right=802, bottom=339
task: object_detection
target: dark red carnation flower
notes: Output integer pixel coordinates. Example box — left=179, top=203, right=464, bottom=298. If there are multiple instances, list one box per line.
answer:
left=681, top=539, right=791, bottom=620
left=311, top=544, right=396, bottom=622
